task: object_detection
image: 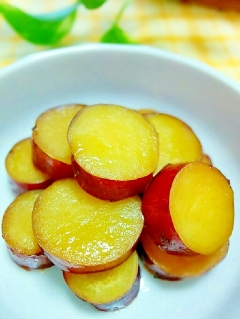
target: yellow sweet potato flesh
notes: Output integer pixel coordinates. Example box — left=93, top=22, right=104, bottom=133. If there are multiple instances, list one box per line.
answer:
left=170, top=162, right=234, bottom=255
left=140, top=228, right=228, bottom=278
left=64, top=251, right=139, bottom=304
left=67, top=104, right=159, bottom=180
left=32, top=104, right=84, bottom=164
left=5, top=138, right=49, bottom=183
left=2, top=190, right=43, bottom=255
left=146, top=113, right=202, bottom=174
left=32, top=178, right=143, bottom=268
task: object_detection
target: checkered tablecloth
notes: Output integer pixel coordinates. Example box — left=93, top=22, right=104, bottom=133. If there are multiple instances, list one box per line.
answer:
left=1, top=0, right=240, bottom=83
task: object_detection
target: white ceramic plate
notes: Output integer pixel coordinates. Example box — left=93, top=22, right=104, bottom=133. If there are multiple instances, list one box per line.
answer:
left=0, top=44, right=240, bottom=319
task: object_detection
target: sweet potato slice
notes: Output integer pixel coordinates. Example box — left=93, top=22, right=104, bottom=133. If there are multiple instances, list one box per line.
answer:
left=139, top=228, right=229, bottom=280
left=145, top=113, right=203, bottom=174
left=142, top=162, right=234, bottom=256
left=67, top=104, right=159, bottom=200
left=32, top=178, right=144, bottom=273
left=32, top=104, right=85, bottom=179
left=2, top=190, right=52, bottom=269
left=170, top=162, right=234, bottom=255
left=63, top=251, right=140, bottom=311
left=5, top=138, right=52, bottom=193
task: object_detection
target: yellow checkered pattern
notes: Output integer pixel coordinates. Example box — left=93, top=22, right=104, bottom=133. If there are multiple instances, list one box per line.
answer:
left=1, top=0, right=240, bottom=83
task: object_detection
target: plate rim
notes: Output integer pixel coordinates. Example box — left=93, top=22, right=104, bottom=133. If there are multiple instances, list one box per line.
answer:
left=0, top=43, right=239, bottom=94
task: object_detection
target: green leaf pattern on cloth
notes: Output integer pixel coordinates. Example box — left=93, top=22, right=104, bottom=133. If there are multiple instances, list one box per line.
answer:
left=0, top=3, right=78, bottom=45
left=0, top=0, right=134, bottom=45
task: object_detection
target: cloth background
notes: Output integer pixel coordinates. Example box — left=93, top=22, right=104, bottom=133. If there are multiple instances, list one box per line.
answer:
left=1, top=0, right=240, bottom=83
